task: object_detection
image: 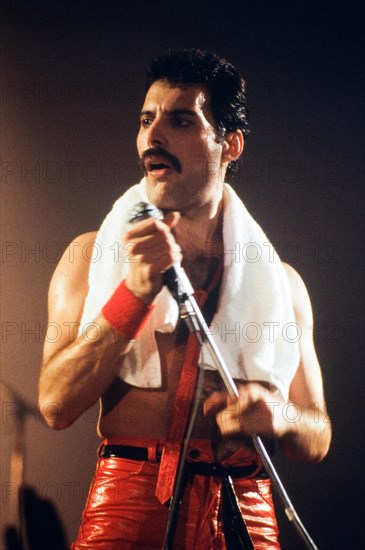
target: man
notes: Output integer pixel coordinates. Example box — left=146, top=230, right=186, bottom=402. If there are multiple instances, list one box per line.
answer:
left=39, top=49, right=331, bottom=549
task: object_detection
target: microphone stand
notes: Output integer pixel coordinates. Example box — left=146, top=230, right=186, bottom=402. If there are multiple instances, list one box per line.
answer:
left=128, top=201, right=318, bottom=549
left=163, top=267, right=319, bottom=550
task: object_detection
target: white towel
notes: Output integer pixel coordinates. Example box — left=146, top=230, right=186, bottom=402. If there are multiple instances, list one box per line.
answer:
left=79, top=179, right=300, bottom=399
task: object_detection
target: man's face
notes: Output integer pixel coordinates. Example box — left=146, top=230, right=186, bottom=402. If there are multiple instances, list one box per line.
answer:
left=136, top=80, right=227, bottom=213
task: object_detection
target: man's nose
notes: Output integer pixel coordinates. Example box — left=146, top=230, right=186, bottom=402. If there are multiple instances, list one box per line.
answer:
left=147, top=119, right=167, bottom=148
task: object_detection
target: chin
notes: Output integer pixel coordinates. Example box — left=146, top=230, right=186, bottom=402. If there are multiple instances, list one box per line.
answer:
left=146, top=182, right=180, bottom=210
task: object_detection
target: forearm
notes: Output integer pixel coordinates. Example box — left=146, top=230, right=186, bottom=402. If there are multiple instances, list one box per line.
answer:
left=39, top=315, right=132, bottom=429
left=278, top=407, right=332, bottom=462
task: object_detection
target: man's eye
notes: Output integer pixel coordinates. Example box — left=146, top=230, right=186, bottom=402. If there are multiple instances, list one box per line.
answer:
left=171, top=117, right=191, bottom=127
left=141, top=117, right=153, bottom=127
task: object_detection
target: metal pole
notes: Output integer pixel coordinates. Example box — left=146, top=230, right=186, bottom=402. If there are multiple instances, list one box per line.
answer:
left=179, top=295, right=319, bottom=550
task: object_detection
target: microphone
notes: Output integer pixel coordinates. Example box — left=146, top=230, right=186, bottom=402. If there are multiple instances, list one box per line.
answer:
left=129, top=201, right=200, bottom=332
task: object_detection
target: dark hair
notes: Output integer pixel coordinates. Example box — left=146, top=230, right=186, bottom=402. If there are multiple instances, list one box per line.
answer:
left=145, top=48, right=249, bottom=178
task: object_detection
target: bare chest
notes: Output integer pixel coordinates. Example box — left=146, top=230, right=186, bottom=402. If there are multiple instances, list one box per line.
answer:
left=182, top=253, right=222, bottom=292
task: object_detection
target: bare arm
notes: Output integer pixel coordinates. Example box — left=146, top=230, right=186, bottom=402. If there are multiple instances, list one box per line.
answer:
left=38, top=232, right=133, bottom=429
left=39, top=214, right=181, bottom=430
left=277, top=263, right=332, bottom=461
left=204, top=263, right=332, bottom=462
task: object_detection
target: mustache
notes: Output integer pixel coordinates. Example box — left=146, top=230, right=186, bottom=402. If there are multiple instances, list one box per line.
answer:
left=139, top=146, right=182, bottom=174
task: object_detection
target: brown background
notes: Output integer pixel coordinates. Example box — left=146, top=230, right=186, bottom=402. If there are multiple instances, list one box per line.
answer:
left=1, top=0, right=364, bottom=548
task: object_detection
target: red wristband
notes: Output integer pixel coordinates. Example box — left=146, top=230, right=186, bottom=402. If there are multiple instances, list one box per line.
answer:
left=102, top=280, right=155, bottom=340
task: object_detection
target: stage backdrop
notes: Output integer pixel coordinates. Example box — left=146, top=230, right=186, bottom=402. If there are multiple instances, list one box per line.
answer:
left=1, top=1, right=364, bottom=548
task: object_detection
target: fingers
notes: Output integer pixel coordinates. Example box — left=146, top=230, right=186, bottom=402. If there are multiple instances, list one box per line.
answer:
left=125, top=213, right=181, bottom=263
left=162, top=210, right=180, bottom=229
left=204, top=383, right=284, bottom=438
left=123, top=212, right=182, bottom=301
left=124, top=211, right=180, bottom=240
left=204, top=383, right=269, bottom=417
left=203, top=390, right=231, bottom=417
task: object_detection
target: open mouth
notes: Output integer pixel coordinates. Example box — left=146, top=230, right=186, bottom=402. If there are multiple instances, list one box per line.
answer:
left=140, top=148, right=182, bottom=174
left=149, top=163, right=170, bottom=171
left=145, top=158, right=173, bottom=173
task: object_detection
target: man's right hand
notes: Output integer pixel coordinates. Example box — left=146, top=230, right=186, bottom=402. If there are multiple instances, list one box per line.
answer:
left=123, top=211, right=182, bottom=303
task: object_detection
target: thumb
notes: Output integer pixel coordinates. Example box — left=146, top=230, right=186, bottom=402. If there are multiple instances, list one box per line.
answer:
left=163, top=211, right=180, bottom=229
left=203, top=391, right=231, bottom=417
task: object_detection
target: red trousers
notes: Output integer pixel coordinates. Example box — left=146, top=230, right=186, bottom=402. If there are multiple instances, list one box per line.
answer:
left=72, top=438, right=280, bottom=549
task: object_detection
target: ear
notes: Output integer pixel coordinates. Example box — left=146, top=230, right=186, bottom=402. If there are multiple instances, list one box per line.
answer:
left=221, top=130, right=244, bottom=163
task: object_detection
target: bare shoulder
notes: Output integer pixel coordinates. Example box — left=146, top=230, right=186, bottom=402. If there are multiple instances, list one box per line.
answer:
left=282, top=262, right=307, bottom=295
left=47, top=231, right=97, bottom=325
left=282, top=263, right=313, bottom=318
left=43, top=232, right=98, bottom=362
left=49, top=232, right=98, bottom=302
left=54, top=231, right=98, bottom=277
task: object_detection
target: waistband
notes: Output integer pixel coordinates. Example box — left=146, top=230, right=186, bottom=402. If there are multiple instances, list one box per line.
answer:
left=99, top=437, right=213, bottom=462
left=98, top=437, right=266, bottom=478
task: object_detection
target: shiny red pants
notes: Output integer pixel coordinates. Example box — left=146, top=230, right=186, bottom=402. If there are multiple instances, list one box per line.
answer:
left=72, top=438, right=280, bottom=549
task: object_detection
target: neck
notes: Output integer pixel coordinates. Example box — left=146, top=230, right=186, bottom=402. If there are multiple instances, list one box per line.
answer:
left=175, top=195, right=224, bottom=257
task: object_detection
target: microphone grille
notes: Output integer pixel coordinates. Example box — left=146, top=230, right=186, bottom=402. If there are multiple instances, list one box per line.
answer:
left=128, top=201, right=163, bottom=224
